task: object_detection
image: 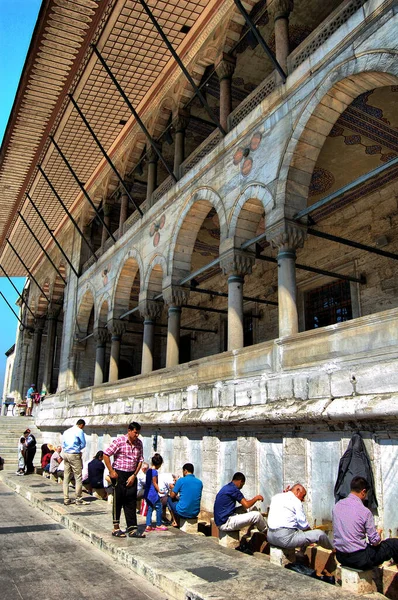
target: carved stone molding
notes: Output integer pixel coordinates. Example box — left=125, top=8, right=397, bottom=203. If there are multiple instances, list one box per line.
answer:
left=267, top=0, right=294, bottom=20
left=162, top=285, right=190, bottom=308
left=173, top=111, right=190, bottom=133
left=146, top=144, right=161, bottom=163
left=220, top=249, right=255, bottom=277
left=215, top=54, right=236, bottom=81
left=139, top=299, right=163, bottom=321
left=268, top=221, right=306, bottom=252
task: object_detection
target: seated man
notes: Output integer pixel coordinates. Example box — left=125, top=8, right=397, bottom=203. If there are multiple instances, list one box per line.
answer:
left=87, top=451, right=108, bottom=499
left=333, top=476, right=398, bottom=570
left=214, top=472, right=266, bottom=534
left=267, top=483, right=333, bottom=550
left=167, top=463, right=203, bottom=527
left=50, top=445, right=63, bottom=481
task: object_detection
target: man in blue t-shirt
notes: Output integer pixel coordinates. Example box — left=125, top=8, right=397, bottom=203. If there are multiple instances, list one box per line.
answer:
left=167, top=463, right=203, bottom=526
left=214, top=472, right=266, bottom=534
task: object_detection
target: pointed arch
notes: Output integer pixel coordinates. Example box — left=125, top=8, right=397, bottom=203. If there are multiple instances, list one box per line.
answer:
left=76, top=286, right=95, bottom=336
left=112, top=250, right=143, bottom=319
left=144, top=254, right=167, bottom=297
left=228, top=183, right=274, bottom=246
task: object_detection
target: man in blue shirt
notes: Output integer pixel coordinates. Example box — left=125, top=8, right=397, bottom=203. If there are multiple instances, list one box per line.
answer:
left=214, top=472, right=266, bottom=534
left=62, top=419, right=87, bottom=506
left=167, top=463, right=203, bottom=527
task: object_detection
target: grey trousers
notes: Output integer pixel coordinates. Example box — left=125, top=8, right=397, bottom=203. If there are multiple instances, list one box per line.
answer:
left=267, top=527, right=333, bottom=550
left=63, top=452, right=83, bottom=502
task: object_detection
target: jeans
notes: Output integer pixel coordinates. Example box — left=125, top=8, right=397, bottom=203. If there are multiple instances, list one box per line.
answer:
left=146, top=499, right=162, bottom=527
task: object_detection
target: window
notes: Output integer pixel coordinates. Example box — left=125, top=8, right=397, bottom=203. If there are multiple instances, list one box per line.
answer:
left=304, top=280, right=352, bottom=330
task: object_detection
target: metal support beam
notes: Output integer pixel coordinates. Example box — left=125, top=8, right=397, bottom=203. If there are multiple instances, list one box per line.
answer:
left=308, top=228, right=398, bottom=261
left=182, top=303, right=261, bottom=318
left=0, top=291, right=29, bottom=329
left=49, top=135, right=116, bottom=243
left=190, top=285, right=278, bottom=306
left=138, top=0, right=226, bottom=136
left=18, top=211, right=67, bottom=285
left=26, top=193, right=79, bottom=278
left=179, top=257, right=221, bottom=286
left=68, top=94, right=143, bottom=217
left=294, top=156, right=398, bottom=221
left=0, top=263, right=36, bottom=320
left=6, top=239, right=50, bottom=303
left=233, top=0, right=287, bottom=82
left=38, top=166, right=97, bottom=262
left=255, top=250, right=365, bottom=284
left=91, top=45, right=177, bottom=183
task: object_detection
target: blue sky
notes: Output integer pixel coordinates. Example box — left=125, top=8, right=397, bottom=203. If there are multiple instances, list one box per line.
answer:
left=0, top=0, right=42, bottom=396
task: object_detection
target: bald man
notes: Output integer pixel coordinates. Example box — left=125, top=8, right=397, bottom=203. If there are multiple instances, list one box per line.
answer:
left=267, top=484, right=333, bottom=550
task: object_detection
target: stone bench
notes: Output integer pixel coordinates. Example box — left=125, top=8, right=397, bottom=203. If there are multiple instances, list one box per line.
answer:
left=269, top=545, right=296, bottom=566
left=219, top=529, right=240, bottom=549
left=179, top=517, right=198, bottom=534
left=340, top=566, right=375, bottom=595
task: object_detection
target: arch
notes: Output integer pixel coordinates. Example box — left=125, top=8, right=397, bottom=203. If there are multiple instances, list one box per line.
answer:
left=97, top=293, right=111, bottom=329
left=36, top=280, right=50, bottom=317
left=228, top=183, right=274, bottom=246
left=112, top=252, right=143, bottom=319
left=168, top=187, right=227, bottom=281
left=144, top=254, right=167, bottom=297
left=76, top=286, right=95, bottom=336
left=277, top=51, right=398, bottom=215
left=51, top=264, right=67, bottom=306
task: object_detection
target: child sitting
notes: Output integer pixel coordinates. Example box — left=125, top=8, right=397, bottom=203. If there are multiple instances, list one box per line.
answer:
left=144, top=453, right=168, bottom=532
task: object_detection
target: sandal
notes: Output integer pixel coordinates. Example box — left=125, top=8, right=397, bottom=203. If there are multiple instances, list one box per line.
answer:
left=145, top=526, right=154, bottom=532
left=129, top=530, right=146, bottom=538
left=112, top=529, right=126, bottom=538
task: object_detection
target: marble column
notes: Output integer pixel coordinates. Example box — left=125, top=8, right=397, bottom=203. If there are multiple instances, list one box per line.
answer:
left=146, top=145, right=160, bottom=208
left=118, top=177, right=134, bottom=237
left=101, top=202, right=112, bottom=248
left=30, top=318, right=45, bottom=388
left=270, top=221, right=306, bottom=337
left=42, top=308, right=59, bottom=394
left=221, top=250, right=255, bottom=351
left=215, top=55, right=236, bottom=132
left=267, top=0, right=294, bottom=75
left=108, top=319, right=125, bottom=383
left=164, top=286, right=189, bottom=368
left=94, top=327, right=108, bottom=386
left=173, top=112, right=189, bottom=177
left=139, top=300, right=162, bottom=375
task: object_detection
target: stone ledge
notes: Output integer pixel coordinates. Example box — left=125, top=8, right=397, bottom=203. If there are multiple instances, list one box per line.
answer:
left=0, top=471, right=361, bottom=600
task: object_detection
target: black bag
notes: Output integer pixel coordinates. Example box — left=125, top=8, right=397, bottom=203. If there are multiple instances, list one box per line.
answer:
left=285, top=563, right=317, bottom=578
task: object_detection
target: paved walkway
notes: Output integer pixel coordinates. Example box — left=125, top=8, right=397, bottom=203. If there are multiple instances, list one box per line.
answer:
left=0, top=470, right=379, bottom=600
left=0, top=480, right=167, bottom=600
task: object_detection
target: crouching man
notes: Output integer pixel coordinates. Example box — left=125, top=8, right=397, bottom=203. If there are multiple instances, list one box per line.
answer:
left=214, top=472, right=266, bottom=534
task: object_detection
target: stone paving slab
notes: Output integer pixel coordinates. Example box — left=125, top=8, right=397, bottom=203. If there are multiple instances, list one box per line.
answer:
left=0, top=470, right=382, bottom=600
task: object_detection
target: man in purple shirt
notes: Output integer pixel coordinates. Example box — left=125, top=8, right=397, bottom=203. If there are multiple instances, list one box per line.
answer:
left=333, top=476, right=398, bottom=570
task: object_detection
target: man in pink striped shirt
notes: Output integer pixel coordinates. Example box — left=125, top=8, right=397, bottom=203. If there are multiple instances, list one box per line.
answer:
left=104, top=422, right=144, bottom=538
left=333, top=476, right=398, bottom=569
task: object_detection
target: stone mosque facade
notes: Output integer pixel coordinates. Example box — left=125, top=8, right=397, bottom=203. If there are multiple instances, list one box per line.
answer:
left=1, top=0, right=398, bottom=528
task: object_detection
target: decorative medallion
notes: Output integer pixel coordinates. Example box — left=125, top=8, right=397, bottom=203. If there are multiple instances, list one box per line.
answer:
left=149, top=214, right=166, bottom=247
left=309, top=167, right=335, bottom=197
left=101, top=264, right=111, bottom=286
left=233, top=131, right=262, bottom=176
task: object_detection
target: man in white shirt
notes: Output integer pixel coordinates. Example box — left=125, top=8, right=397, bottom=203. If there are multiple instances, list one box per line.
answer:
left=62, top=419, right=87, bottom=506
left=267, top=484, right=333, bottom=550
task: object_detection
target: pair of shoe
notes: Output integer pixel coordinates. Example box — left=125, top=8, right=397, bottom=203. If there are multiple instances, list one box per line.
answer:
left=145, top=525, right=168, bottom=532
left=64, top=499, right=74, bottom=505
left=76, top=498, right=89, bottom=505
left=15, top=470, right=24, bottom=476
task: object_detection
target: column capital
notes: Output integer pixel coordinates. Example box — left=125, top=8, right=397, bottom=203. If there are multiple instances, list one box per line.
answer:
left=163, top=285, right=190, bottom=308
left=268, top=220, right=306, bottom=252
left=33, top=316, right=46, bottom=332
left=173, top=111, right=190, bottom=133
left=138, top=299, right=163, bottom=321
left=107, top=318, right=126, bottom=338
left=215, top=54, right=236, bottom=81
left=146, top=143, right=161, bottom=164
left=93, top=327, right=108, bottom=344
left=47, top=305, right=61, bottom=320
left=102, top=202, right=113, bottom=217
left=220, top=248, right=255, bottom=277
left=267, top=0, right=294, bottom=21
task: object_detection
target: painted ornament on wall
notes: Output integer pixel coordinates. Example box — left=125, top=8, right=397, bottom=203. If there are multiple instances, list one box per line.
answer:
left=233, top=131, right=262, bottom=176
left=149, top=214, right=166, bottom=247
left=102, top=264, right=111, bottom=286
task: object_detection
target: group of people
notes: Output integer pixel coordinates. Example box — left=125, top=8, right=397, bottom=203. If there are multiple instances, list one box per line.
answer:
left=24, top=419, right=398, bottom=571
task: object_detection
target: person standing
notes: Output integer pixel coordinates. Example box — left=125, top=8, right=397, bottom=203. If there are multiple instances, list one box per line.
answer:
left=25, top=384, right=35, bottom=417
left=16, top=436, right=26, bottom=475
left=62, top=419, right=87, bottom=506
left=333, top=476, right=398, bottom=569
left=103, top=422, right=144, bottom=538
left=24, top=429, right=36, bottom=474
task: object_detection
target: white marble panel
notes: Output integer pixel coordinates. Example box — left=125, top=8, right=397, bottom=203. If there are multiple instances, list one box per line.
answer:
left=310, top=437, right=340, bottom=525
left=218, top=439, right=237, bottom=488
left=188, top=438, right=203, bottom=481
left=159, top=436, right=173, bottom=472
left=380, top=439, right=398, bottom=536
left=258, top=439, right=283, bottom=510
